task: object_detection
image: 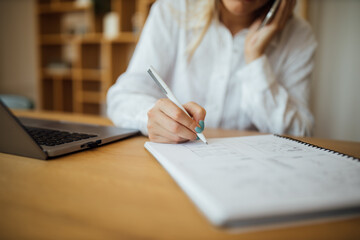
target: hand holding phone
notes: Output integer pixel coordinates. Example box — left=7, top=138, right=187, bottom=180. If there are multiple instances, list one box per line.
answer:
left=244, top=0, right=296, bottom=63
left=258, top=0, right=281, bottom=30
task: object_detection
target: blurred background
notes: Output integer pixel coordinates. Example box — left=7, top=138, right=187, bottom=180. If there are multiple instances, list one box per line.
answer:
left=0, top=0, right=359, bottom=142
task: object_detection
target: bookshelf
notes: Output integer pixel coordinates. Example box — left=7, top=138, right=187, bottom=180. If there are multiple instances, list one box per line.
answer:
left=36, top=0, right=155, bottom=115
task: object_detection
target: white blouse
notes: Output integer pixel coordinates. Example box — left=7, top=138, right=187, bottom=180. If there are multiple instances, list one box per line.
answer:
left=107, top=0, right=317, bottom=136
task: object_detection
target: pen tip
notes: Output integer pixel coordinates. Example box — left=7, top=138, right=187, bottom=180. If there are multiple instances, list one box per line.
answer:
left=205, top=142, right=208, bottom=145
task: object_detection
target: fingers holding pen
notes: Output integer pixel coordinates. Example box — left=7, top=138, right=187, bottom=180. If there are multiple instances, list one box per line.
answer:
left=146, top=67, right=208, bottom=144
left=183, top=101, right=206, bottom=133
left=148, top=122, right=189, bottom=143
left=147, top=112, right=195, bottom=143
left=158, top=99, right=200, bottom=135
left=147, top=98, right=198, bottom=143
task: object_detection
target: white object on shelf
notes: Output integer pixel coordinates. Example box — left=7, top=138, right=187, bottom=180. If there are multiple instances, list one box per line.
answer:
left=75, top=0, right=91, bottom=7
left=104, top=12, right=119, bottom=40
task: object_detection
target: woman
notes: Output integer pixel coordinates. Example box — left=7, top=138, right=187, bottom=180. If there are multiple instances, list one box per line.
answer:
left=107, top=0, right=317, bottom=143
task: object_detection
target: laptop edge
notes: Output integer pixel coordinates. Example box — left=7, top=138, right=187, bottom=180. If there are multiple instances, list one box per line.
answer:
left=0, top=100, right=139, bottom=160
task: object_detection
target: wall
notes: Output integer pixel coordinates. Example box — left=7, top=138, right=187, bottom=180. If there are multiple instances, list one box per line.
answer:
left=0, top=0, right=359, bottom=141
left=0, top=0, right=37, bottom=104
left=308, top=0, right=360, bottom=141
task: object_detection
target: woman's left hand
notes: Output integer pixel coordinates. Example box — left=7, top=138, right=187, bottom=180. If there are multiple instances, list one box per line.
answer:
left=245, top=0, right=296, bottom=64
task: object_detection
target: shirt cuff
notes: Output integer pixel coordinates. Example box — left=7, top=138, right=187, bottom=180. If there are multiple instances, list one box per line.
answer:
left=136, top=101, right=155, bottom=136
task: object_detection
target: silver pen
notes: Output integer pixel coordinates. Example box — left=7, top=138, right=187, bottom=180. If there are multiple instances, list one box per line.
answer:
left=147, top=66, right=208, bottom=144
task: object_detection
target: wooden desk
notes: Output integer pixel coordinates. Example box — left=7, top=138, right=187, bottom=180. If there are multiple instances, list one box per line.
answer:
left=1, top=111, right=360, bottom=240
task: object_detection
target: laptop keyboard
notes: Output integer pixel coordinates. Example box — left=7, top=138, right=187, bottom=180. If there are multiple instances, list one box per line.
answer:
left=25, top=126, right=98, bottom=146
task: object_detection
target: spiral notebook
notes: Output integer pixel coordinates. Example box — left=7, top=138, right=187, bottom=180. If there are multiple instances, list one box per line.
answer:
left=145, top=134, right=360, bottom=229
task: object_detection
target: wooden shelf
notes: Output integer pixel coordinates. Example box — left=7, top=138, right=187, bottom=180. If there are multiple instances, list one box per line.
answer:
left=39, top=2, right=91, bottom=14
left=40, top=32, right=138, bottom=45
left=40, top=33, right=104, bottom=44
left=40, top=34, right=75, bottom=44
left=42, top=68, right=72, bottom=78
left=81, top=69, right=102, bottom=80
left=79, top=34, right=104, bottom=43
left=37, top=0, right=151, bottom=115
left=108, top=32, right=139, bottom=43
left=81, top=91, right=104, bottom=103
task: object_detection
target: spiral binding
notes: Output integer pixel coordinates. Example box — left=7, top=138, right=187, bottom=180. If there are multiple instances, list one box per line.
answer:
left=274, top=134, right=360, bottom=162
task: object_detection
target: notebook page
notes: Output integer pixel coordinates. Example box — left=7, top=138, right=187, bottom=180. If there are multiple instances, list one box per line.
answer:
left=145, top=135, right=360, bottom=226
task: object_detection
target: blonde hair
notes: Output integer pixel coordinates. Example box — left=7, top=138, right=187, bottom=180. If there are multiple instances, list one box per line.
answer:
left=186, top=0, right=218, bottom=61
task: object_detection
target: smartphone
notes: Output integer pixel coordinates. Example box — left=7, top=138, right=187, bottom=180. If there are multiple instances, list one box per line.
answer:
left=258, top=0, right=281, bottom=30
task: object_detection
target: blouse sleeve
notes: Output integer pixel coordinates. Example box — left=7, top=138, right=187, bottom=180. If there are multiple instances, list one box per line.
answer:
left=239, top=18, right=317, bottom=136
left=106, top=0, right=180, bottom=135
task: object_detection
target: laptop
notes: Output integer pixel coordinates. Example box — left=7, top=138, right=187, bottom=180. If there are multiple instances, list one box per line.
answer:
left=0, top=100, right=139, bottom=160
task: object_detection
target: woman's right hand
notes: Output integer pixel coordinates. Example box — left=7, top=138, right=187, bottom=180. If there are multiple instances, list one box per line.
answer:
left=147, top=98, right=206, bottom=143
